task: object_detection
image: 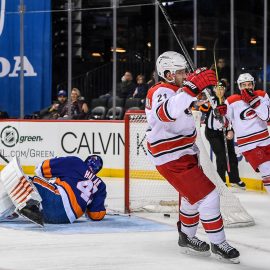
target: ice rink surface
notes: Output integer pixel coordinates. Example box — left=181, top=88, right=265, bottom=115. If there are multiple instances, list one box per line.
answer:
left=0, top=182, right=269, bottom=270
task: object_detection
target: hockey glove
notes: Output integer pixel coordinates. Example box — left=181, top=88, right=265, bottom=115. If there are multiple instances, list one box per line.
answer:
left=214, top=104, right=227, bottom=117
left=182, top=68, right=217, bottom=97
left=241, top=89, right=261, bottom=108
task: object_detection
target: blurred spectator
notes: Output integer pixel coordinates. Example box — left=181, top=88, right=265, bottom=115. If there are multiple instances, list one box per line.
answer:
left=211, top=58, right=230, bottom=82
left=0, top=111, right=9, bottom=119
left=99, top=71, right=136, bottom=99
left=39, top=90, right=68, bottom=119
left=60, top=88, right=89, bottom=119
left=116, top=71, right=136, bottom=98
left=147, top=70, right=157, bottom=88
left=132, top=74, right=148, bottom=99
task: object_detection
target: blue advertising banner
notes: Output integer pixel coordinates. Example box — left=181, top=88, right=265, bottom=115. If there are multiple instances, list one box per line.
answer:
left=0, top=0, right=51, bottom=117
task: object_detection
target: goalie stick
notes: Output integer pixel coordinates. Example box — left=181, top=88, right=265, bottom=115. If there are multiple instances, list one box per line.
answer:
left=0, top=152, right=9, bottom=164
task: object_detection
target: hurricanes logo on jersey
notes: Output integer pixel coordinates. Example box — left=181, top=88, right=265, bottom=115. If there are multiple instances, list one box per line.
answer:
left=240, top=107, right=257, bottom=120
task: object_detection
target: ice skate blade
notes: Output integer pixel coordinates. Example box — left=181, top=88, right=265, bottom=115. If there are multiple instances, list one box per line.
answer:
left=179, top=246, right=211, bottom=257
left=212, top=253, right=240, bottom=264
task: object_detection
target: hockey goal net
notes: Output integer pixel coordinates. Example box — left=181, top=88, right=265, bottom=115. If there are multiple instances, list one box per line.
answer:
left=124, top=110, right=255, bottom=227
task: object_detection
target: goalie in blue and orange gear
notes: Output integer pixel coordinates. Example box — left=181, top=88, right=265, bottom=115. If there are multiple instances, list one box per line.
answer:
left=31, top=155, right=106, bottom=224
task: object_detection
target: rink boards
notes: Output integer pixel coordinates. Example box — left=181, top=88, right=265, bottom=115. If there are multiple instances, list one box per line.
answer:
left=0, top=119, right=266, bottom=191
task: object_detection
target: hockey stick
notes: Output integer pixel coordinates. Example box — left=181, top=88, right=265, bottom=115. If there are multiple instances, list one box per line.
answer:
left=0, top=152, right=9, bottom=164
left=157, top=0, right=195, bottom=72
left=203, top=89, right=231, bottom=173
left=106, top=210, right=131, bottom=217
left=158, top=1, right=231, bottom=172
left=212, top=38, right=231, bottom=172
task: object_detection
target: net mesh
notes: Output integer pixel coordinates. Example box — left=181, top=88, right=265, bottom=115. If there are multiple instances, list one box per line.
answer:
left=127, top=111, right=255, bottom=227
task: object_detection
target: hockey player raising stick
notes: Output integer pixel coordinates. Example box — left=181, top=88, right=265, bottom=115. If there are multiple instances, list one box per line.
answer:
left=224, top=73, right=270, bottom=193
left=0, top=155, right=106, bottom=224
left=145, top=51, right=240, bottom=263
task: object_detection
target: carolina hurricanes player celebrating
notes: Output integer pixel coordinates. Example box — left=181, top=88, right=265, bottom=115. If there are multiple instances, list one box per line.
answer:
left=145, top=51, right=239, bottom=263
left=225, top=73, right=270, bottom=193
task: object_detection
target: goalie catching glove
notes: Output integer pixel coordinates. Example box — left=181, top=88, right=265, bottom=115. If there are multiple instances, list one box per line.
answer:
left=241, top=89, right=261, bottom=108
left=182, top=68, right=217, bottom=97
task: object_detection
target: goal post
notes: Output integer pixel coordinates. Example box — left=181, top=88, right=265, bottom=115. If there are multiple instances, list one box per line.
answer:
left=124, top=110, right=255, bottom=227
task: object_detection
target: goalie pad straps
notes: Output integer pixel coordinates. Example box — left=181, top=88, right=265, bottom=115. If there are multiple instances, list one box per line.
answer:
left=0, top=157, right=42, bottom=211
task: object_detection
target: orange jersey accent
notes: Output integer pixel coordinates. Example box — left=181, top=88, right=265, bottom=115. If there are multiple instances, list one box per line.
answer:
left=55, top=178, right=84, bottom=218
left=33, top=177, right=60, bottom=195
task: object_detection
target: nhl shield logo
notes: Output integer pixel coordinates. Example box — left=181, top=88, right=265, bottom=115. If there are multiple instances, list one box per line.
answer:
left=0, top=0, right=6, bottom=36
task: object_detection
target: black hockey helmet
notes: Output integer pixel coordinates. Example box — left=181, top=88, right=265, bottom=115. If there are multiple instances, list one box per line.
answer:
left=85, top=155, right=103, bottom=174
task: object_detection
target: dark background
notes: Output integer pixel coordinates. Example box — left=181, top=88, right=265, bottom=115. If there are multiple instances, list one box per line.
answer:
left=51, top=0, right=269, bottom=103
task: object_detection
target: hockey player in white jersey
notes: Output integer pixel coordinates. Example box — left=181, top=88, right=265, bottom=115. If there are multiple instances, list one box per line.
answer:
left=145, top=51, right=240, bottom=263
left=225, top=73, right=270, bottom=193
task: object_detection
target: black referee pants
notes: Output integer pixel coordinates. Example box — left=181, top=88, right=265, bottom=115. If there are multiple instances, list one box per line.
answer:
left=205, top=128, right=241, bottom=184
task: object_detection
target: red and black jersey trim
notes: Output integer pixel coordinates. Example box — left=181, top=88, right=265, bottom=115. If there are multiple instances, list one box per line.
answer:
left=237, top=128, right=270, bottom=148
left=156, top=100, right=176, bottom=122
left=180, top=211, right=199, bottom=227
left=147, top=129, right=197, bottom=157
left=262, top=177, right=270, bottom=187
left=200, top=214, right=224, bottom=234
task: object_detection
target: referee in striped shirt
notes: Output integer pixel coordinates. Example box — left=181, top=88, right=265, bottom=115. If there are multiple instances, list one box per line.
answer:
left=199, top=81, right=246, bottom=189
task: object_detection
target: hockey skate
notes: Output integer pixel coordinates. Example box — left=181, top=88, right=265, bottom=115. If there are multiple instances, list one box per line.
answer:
left=211, top=241, right=240, bottom=264
left=177, top=222, right=210, bottom=257
left=17, top=199, right=44, bottom=227
left=231, top=181, right=246, bottom=190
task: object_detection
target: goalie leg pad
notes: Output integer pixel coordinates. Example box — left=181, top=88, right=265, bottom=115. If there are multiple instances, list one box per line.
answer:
left=0, top=179, right=15, bottom=220
left=0, top=157, right=42, bottom=211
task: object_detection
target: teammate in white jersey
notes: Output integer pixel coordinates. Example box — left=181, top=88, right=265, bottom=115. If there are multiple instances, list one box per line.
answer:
left=225, top=73, right=270, bottom=193
left=145, top=51, right=239, bottom=263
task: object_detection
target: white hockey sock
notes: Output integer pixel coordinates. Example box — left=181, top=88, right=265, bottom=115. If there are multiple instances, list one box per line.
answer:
left=179, top=197, right=199, bottom=238
left=258, top=161, right=270, bottom=193
left=199, top=189, right=226, bottom=244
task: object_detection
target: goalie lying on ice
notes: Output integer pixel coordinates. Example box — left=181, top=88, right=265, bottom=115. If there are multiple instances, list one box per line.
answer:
left=0, top=155, right=107, bottom=224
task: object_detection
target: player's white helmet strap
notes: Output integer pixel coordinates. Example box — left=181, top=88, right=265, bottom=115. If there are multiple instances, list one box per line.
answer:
left=237, top=73, right=255, bottom=89
left=156, top=51, right=187, bottom=83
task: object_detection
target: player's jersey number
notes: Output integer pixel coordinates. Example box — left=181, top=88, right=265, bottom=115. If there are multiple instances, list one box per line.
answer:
left=77, top=180, right=97, bottom=202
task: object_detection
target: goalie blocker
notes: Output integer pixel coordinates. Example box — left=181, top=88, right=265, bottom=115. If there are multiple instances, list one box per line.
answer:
left=0, top=157, right=44, bottom=226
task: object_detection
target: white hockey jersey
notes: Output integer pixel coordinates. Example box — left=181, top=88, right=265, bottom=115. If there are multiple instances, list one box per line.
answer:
left=145, top=82, right=198, bottom=166
left=225, top=90, right=270, bottom=153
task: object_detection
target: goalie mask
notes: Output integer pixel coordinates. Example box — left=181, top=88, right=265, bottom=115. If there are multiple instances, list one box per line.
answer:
left=85, top=155, right=103, bottom=174
left=237, top=73, right=255, bottom=90
left=156, top=51, right=187, bottom=83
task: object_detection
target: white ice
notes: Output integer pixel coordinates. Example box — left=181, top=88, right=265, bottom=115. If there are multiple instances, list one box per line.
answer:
left=0, top=179, right=269, bottom=270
